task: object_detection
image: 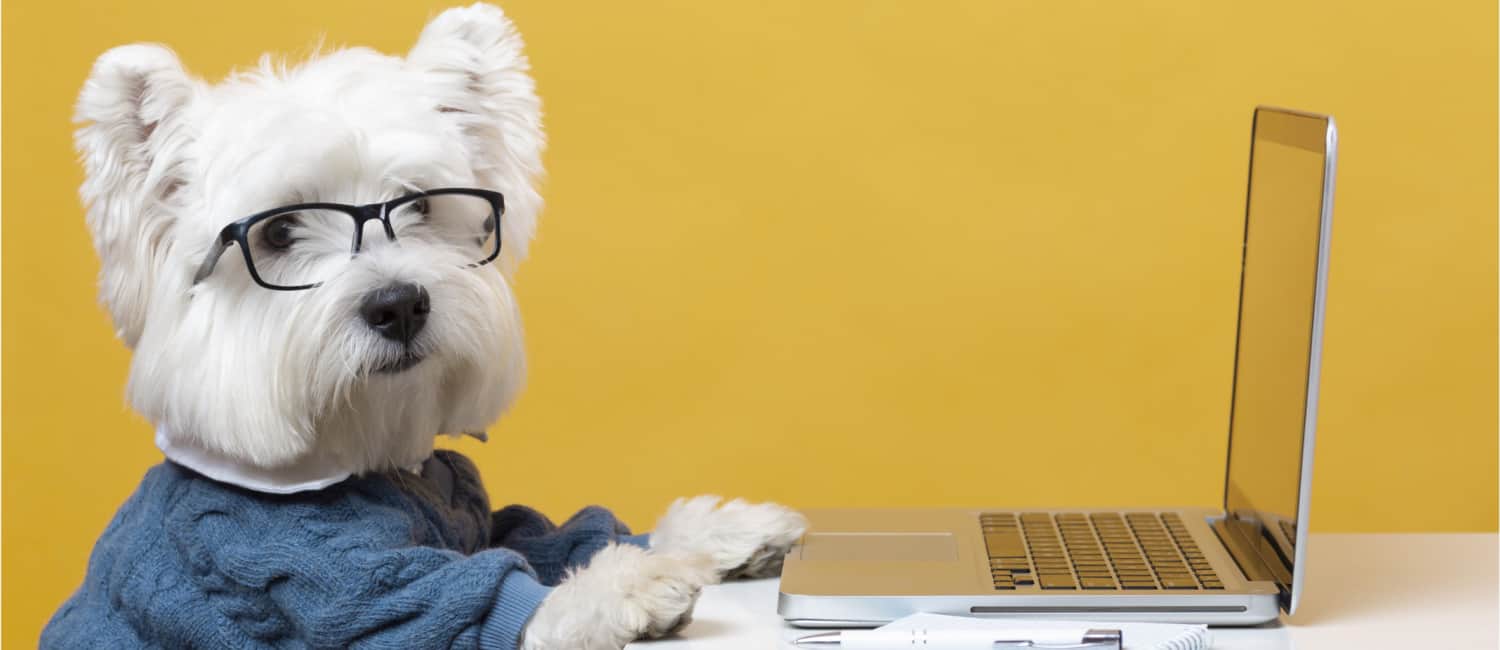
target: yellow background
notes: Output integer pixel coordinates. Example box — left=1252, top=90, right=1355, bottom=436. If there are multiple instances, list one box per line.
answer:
left=4, top=0, right=1495, bottom=644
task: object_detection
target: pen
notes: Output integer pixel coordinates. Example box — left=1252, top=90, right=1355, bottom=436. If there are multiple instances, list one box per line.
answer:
left=792, top=627, right=1123, bottom=649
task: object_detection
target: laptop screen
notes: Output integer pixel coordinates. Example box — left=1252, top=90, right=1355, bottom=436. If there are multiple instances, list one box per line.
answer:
left=1222, top=107, right=1335, bottom=614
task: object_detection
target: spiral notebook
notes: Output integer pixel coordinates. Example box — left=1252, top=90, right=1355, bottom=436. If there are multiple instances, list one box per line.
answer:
left=880, top=613, right=1212, bottom=650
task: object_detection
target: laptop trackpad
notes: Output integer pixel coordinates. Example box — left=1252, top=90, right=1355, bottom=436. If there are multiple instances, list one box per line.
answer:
left=800, top=532, right=958, bottom=561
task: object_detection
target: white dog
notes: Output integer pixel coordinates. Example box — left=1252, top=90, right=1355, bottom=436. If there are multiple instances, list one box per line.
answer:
left=47, top=4, right=804, bottom=649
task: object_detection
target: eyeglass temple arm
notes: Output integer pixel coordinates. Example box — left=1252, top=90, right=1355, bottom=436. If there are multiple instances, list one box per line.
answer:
left=192, top=232, right=234, bottom=285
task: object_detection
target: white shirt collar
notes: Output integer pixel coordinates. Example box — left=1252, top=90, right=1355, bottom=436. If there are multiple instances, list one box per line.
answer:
left=155, top=427, right=351, bottom=494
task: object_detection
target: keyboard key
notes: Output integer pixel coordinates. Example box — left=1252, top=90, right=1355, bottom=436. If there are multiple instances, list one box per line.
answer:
left=1081, top=578, right=1116, bottom=589
left=1161, top=578, right=1199, bottom=589
left=1040, top=575, right=1077, bottom=589
left=985, top=531, right=1024, bottom=546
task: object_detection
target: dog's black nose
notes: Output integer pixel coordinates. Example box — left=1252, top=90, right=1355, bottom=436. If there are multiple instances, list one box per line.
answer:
left=359, top=283, right=430, bottom=345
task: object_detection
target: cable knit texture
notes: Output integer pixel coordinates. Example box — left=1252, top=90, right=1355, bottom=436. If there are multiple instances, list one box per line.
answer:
left=43, top=450, right=645, bottom=649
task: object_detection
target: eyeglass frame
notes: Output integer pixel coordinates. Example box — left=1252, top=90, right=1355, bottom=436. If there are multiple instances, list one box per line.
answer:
left=192, top=187, right=506, bottom=291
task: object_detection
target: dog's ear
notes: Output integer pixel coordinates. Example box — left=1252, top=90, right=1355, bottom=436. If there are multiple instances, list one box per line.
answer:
left=75, top=44, right=195, bottom=347
left=408, top=3, right=543, bottom=268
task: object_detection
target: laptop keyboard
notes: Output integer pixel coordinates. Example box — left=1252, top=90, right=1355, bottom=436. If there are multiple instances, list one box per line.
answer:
left=981, top=512, right=1224, bottom=591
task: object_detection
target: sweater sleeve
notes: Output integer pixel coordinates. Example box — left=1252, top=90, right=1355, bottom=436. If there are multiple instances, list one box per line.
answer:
left=289, top=546, right=551, bottom=649
left=490, top=504, right=645, bottom=586
left=180, top=499, right=553, bottom=649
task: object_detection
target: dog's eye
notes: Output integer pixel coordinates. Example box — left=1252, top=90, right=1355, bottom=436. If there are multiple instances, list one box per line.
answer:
left=473, top=214, right=497, bottom=247
left=411, top=198, right=430, bottom=218
left=261, top=215, right=300, bottom=250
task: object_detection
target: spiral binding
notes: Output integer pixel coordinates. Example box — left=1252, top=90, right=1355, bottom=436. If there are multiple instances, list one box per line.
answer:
left=1152, top=626, right=1212, bottom=650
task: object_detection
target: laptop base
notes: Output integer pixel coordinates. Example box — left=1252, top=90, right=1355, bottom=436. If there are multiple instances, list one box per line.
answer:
left=778, top=508, right=1283, bottom=627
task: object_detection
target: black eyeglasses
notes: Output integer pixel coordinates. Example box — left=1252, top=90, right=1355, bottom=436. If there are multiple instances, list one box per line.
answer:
left=193, top=188, right=505, bottom=291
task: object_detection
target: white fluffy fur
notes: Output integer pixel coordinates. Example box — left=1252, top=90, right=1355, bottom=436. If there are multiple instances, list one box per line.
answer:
left=520, top=544, right=717, bottom=650
left=520, top=498, right=805, bottom=648
left=79, top=4, right=807, bottom=648
left=650, top=496, right=809, bottom=579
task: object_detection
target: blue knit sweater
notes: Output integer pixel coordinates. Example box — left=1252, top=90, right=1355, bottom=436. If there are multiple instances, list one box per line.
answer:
left=43, top=450, right=648, bottom=649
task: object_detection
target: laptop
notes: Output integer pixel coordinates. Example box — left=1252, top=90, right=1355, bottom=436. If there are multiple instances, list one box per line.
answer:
left=779, top=106, right=1337, bottom=627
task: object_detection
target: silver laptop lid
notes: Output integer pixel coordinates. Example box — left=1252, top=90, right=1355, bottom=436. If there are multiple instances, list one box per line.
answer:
left=1221, top=106, right=1336, bottom=615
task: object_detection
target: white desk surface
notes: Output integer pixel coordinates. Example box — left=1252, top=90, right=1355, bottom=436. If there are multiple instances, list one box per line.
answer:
left=630, top=533, right=1497, bottom=650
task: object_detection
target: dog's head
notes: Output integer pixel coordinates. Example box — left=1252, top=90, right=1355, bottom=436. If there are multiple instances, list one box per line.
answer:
left=76, top=4, right=541, bottom=473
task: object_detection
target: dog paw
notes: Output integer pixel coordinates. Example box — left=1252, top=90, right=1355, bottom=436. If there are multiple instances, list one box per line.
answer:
left=520, top=544, right=716, bottom=650
left=649, top=495, right=808, bottom=580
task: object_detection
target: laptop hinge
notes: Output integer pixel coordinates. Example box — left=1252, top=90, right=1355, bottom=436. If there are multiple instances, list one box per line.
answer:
left=1211, top=518, right=1277, bottom=584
